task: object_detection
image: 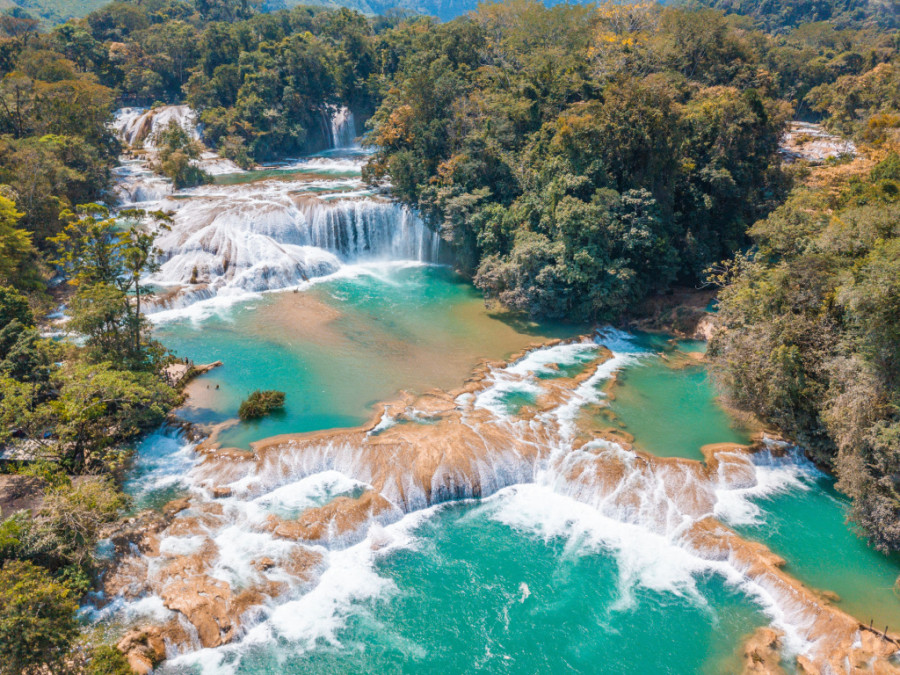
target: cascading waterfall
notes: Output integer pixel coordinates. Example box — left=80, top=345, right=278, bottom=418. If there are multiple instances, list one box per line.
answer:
left=113, top=160, right=173, bottom=204
left=328, top=107, right=356, bottom=149
left=112, top=105, right=201, bottom=150
left=97, top=331, right=899, bottom=674
left=304, top=199, right=440, bottom=262
left=107, top=105, right=443, bottom=316
left=146, top=191, right=441, bottom=313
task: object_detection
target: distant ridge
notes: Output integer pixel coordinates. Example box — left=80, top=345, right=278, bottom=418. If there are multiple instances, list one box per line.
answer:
left=4, top=0, right=609, bottom=27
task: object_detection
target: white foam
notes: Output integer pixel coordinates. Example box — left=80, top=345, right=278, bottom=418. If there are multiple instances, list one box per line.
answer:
left=483, top=482, right=814, bottom=656
left=207, top=526, right=297, bottom=589
left=715, top=446, right=820, bottom=526
left=83, top=593, right=175, bottom=625
left=159, top=535, right=207, bottom=556
left=125, top=429, right=198, bottom=502
left=142, top=180, right=441, bottom=316
left=486, top=484, right=710, bottom=609
left=162, top=506, right=441, bottom=674
left=247, top=470, right=369, bottom=519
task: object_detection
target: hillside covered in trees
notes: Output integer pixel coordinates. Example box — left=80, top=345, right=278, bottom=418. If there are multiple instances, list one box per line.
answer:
left=709, top=140, right=900, bottom=552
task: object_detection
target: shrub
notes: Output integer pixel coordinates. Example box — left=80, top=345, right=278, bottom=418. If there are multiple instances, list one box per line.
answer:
left=0, top=560, right=78, bottom=675
left=238, top=390, right=286, bottom=421
left=86, top=645, right=133, bottom=675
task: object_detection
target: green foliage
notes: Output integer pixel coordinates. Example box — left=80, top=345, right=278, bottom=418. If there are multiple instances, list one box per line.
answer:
left=808, top=62, right=900, bottom=140
left=238, top=389, right=285, bottom=420
left=0, top=514, right=27, bottom=560
left=45, top=360, right=179, bottom=471
left=21, top=476, right=127, bottom=568
left=0, top=194, right=38, bottom=289
left=0, top=559, right=78, bottom=675
left=689, top=0, right=900, bottom=31
left=368, top=1, right=790, bottom=320
left=153, top=119, right=210, bottom=188
left=710, top=158, right=900, bottom=551
left=52, top=204, right=166, bottom=369
left=86, top=645, right=133, bottom=675
left=0, top=284, right=32, bottom=327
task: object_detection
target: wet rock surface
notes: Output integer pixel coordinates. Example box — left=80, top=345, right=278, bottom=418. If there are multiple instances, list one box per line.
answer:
left=101, top=336, right=900, bottom=671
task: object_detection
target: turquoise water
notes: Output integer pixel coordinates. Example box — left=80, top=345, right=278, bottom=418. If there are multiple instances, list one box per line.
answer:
left=159, top=493, right=770, bottom=675
left=734, top=469, right=900, bottom=628
left=605, top=337, right=751, bottom=460
left=137, top=265, right=900, bottom=673
left=158, top=265, right=578, bottom=448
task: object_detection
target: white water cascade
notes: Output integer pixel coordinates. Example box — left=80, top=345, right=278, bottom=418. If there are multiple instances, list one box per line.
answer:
left=329, top=107, right=356, bottom=148
left=110, top=106, right=243, bottom=206
left=147, top=183, right=441, bottom=313
left=97, top=331, right=865, bottom=674
left=108, top=105, right=442, bottom=317
left=112, top=105, right=201, bottom=150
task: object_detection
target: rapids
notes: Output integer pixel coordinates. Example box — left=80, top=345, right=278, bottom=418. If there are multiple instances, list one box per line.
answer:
left=97, top=122, right=900, bottom=674
left=109, top=107, right=441, bottom=316
left=98, top=319, right=900, bottom=674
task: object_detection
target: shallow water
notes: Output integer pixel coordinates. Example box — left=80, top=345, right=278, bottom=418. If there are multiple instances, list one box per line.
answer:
left=606, top=338, right=751, bottom=460
left=159, top=265, right=579, bottom=448
left=732, top=467, right=900, bottom=628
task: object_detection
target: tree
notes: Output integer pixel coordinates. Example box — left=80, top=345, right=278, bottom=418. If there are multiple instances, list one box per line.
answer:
left=0, top=285, right=33, bottom=328
left=52, top=204, right=166, bottom=369
left=45, top=360, right=178, bottom=472
left=23, top=477, right=127, bottom=569
left=239, top=389, right=286, bottom=420
left=0, top=195, right=38, bottom=289
left=0, top=560, right=78, bottom=675
left=152, top=120, right=210, bottom=188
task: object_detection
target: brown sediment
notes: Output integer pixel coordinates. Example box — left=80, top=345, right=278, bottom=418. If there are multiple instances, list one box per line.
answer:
left=107, top=336, right=900, bottom=670
left=0, top=474, right=46, bottom=517
left=181, top=377, right=225, bottom=411
left=627, top=286, right=718, bottom=339
left=118, top=620, right=191, bottom=674
left=662, top=348, right=706, bottom=369
left=250, top=291, right=343, bottom=342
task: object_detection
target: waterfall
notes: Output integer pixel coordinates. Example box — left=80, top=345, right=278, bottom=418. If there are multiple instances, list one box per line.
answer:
left=302, top=199, right=440, bottom=262
left=112, top=160, right=173, bottom=205
left=108, top=104, right=444, bottom=315
left=329, top=107, right=356, bottom=148
left=111, top=105, right=201, bottom=150
left=146, top=189, right=442, bottom=311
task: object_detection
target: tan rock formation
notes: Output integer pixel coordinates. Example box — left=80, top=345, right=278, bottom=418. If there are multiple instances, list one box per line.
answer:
left=104, top=336, right=900, bottom=671
left=741, top=627, right=785, bottom=674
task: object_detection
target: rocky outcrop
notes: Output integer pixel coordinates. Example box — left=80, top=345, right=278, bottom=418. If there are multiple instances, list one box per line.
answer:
left=265, top=491, right=394, bottom=542
left=117, top=622, right=190, bottom=675
left=163, top=360, right=223, bottom=388
left=741, top=627, right=785, bottom=674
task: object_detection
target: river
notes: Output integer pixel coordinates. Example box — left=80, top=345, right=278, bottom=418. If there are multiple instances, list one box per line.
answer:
left=93, top=109, right=900, bottom=674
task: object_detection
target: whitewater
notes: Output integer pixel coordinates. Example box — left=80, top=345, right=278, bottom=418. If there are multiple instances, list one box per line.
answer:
left=109, top=105, right=441, bottom=321
left=94, top=106, right=900, bottom=674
